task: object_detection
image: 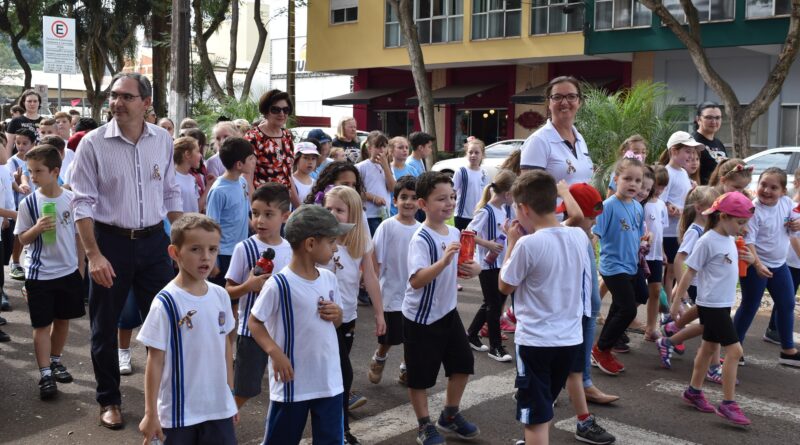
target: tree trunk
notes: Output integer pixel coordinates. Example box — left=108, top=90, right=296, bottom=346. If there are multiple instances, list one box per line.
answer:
left=151, top=0, right=170, bottom=118
left=287, top=0, right=296, bottom=107
left=240, top=0, right=268, bottom=101
left=171, top=0, right=191, bottom=128
left=8, top=35, right=31, bottom=92
left=225, top=0, right=239, bottom=97
left=191, top=0, right=230, bottom=102
left=390, top=0, right=438, bottom=162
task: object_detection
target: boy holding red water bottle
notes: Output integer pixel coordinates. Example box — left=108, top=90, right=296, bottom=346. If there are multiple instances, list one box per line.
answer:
left=224, top=183, right=293, bottom=408
left=402, top=171, right=481, bottom=445
left=15, top=144, right=84, bottom=400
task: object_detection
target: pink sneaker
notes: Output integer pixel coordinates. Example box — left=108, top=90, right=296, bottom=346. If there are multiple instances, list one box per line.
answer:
left=682, top=388, right=716, bottom=413
left=717, top=401, right=751, bottom=425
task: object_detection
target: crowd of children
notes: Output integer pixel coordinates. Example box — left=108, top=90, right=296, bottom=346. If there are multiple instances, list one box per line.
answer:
left=4, top=95, right=800, bottom=445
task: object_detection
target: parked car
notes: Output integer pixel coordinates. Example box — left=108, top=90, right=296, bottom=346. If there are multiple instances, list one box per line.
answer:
left=290, top=126, right=368, bottom=146
left=431, top=139, right=524, bottom=180
left=743, top=147, right=800, bottom=195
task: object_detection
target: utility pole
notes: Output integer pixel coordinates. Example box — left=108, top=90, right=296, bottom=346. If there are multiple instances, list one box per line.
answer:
left=286, top=0, right=296, bottom=112
left=169, top=0, right=190, bottom=135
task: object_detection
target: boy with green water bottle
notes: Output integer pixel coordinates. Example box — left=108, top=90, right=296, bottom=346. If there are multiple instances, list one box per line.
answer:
left=15, top=144, right=84, bottom=400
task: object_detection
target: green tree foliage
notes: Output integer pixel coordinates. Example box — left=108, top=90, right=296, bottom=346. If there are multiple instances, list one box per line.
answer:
left=576, top=81, right=682, bottom=191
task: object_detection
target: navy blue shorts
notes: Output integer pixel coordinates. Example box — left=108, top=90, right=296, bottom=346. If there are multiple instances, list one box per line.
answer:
left=663, top=237, right=679, bottom=264
left=646, top=260, right=663, bottom=284
left=263, top=393, right=343, bottom=445
left=514, top=343, right=581, bottom=425
left=163, top=417, right=236, bottom=445
left=234, top=335, right=269, bottom=398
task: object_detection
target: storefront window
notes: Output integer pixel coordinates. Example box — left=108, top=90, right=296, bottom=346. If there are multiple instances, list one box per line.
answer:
left=378, top=110, right=414, bottom=138
left=662, top=0, right=735, bottom=23
left=746, top=0, right=791, bottom=18
left=595, top=0, right=651, bottom=30
left=472, top=0, right=522, bottom=39
left=416, top=0, right=464, bottom=44
left=531, top=0, right=584, bottom=35
left=454, top=109, right=508, bottom=149
left=781, top=105, right=800, bottom=146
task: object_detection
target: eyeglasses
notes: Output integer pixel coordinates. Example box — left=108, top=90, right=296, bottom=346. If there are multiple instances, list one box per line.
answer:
left=549, top=94, right=581, bottom=103
left=701, top=115, right=722, bottom=121
left=110, top=92, right=141, bottom=102
left=269, top=106, right=291, bottom=115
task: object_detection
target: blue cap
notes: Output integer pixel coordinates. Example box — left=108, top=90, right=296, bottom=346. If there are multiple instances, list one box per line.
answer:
left=307, top=128, right=332, bottom=144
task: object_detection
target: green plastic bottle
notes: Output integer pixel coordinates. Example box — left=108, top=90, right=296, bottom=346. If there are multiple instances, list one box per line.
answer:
left=41, top=202, right=56, bottom=245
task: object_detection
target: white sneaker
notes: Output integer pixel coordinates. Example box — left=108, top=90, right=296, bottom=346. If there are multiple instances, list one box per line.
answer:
left=119, top=349, right=133, bottom=375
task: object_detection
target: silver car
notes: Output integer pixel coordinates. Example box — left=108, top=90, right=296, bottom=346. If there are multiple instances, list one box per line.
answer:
left=431, top=139, right=524, bottom=180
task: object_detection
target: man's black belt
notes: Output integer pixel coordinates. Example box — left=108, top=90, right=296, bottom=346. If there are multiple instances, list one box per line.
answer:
left=95, top=221, right=164, bottom=240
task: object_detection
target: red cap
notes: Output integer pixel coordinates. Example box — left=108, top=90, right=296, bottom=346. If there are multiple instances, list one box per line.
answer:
left=556, top=183, right=603, bottom=218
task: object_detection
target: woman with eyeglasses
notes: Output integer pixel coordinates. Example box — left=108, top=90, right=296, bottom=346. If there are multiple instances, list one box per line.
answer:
left=244, top=89, right=300, bottom=206
left=332, top=116, right=362, bottom=164
left=519, top=76, right=594, bottom=187
left=692, top=102, right=727, bottom=185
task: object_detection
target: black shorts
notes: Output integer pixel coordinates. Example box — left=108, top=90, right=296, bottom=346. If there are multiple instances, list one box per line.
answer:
left=570, top=318, right=589, bottom=374
left=234, top=335, right=268, bottom=398
left=697, top=305, right=739, bottom=346
left=634, top=266, right=649, bottom=305
left=646, top=260, right=663, bottom=284
left=378, top=311, right=404, bottom=346
left=515, top=344, right=581, bottom=425
left=25, top=270, right=86, bottom=328
left=663, top=237, right=679, bottom=264
left=163, top=417, right=236, bottom=445
left=403, top=309, right=474, bottom=389
left=687, top=285, right=697, bottom=303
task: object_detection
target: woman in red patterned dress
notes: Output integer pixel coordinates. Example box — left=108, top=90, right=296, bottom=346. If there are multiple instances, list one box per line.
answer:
left=244, top=89, right=300, bottom=206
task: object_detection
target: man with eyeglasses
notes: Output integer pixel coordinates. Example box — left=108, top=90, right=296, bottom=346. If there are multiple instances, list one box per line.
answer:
left=71, top=72, right=183, bottom=430
left=692, top=102, right=727, bottom=184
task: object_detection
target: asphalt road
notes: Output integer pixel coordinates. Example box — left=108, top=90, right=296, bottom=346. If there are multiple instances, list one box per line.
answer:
left=1, top=274, right=798, bottom=445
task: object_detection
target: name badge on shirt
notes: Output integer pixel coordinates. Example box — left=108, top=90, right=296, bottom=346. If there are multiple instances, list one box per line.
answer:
left=152, top=164, right=162, bottom=181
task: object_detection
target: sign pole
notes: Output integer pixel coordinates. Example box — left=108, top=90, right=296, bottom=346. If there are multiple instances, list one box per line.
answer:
left=58, top=74, right=62, bottom=110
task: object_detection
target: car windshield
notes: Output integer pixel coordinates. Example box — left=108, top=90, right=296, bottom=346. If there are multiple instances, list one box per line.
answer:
left=485, top=143, right=518, bottom=158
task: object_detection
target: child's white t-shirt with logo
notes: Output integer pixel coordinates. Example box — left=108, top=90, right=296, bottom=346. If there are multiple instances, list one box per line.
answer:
left=453, top=167, right=487, bottom=219
left=685, top=231, right=739, bottom=308
left=14, top=189, right=77, bottom=280
left=320, top=239, right=372, bottom=323
left=176, top=171, right=200, bottom=213
left=136, top=282, right=237, bottom=428
left=373, top=217, right=420, bottom=312
left=644, top=199, right=668, bottom=261
left=402, top=225, right=460, bottom=325
left=250, top=267, right=343, bottom=402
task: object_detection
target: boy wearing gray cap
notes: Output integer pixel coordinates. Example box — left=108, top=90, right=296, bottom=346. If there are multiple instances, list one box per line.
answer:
left=248, top=204, right=350, bottom=444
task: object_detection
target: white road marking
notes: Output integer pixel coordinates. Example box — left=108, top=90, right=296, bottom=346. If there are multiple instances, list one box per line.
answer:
left=554, top=418, right=701, bottom=445
left=647, top=378, right=800, bottom=423
left=299, top=369, right=517, bottom=444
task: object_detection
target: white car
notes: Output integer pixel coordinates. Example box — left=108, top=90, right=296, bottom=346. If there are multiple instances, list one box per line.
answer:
left=743, top=147, right=800, bottom=195
left=290, top=126, right=368, bottom=145
left=431, top=139, right=524, bottom=180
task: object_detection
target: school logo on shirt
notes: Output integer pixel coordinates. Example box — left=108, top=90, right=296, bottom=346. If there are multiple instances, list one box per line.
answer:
left=332, top=255, right=343, bottom=271
left=649, top=213, right=655, bottom=221
left=723, top=254, right=733, bottom=264
left=620, top=218, right=631, bottom=231
left=218, top=311, right=226, bottom=334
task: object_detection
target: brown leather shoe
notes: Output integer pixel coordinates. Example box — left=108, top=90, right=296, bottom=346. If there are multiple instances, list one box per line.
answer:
left=585, top=385, right=620, bottom=405
left=99, top=405, right=124, bottom=429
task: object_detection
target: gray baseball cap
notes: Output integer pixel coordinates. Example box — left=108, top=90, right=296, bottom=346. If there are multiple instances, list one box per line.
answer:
left=284, top=204, right=354, bottom=245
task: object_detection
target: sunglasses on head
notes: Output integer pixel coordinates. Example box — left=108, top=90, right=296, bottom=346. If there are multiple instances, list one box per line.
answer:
left=269, top=106, right=291, bottom=115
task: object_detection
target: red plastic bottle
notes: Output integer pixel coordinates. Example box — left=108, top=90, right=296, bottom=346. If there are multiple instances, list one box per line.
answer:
left=735, top=236, right=747, bottom=277
left=458, top=230, right=476, bottom=278
left=253, top=248, right=276, bottom=276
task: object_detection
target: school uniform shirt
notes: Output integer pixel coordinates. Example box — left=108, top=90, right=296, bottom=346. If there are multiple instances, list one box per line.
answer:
left=678, top=223, right=704, bottom=287
left=453, top=167, right=487, bottom=219
left=59, top=148, right=75, bottom=185
left=206, top=176, right=250, bottom=255
left=786, top=200, right=800, bottom=269
left=14, top=189, right=77, bottom=280
left=373, top=217, right=420, bottom=312
left=205, top=154, right=225, bottom=179
left=402, top=225, right=460, bottom=325
left=320, top=239, right=373, bottom=323
left=519, top=119, right=593, bottom=186
left=0, top=166, right=13, bottom=234
left=250, top=267, right=344, bottom=402
left=406, top=157, right=426, bottom=177
left=500, top=226, right=592, bottom=347
left=745, top=195, right=799, bottom=268
left=661, top=164, right=692, bottom=237
left=7, top=154, right=30, bottom=207
left=292, top=175, right=314, bottom=206
left=644, top=199, right=668, bottom=262
left=685, top=231, right=739, bottom=308
left=592, top=195, right=644, bottom=276
left=467, top=203, right=513, bottom=270
left=136, top=282, right=238, bottom=428
left=225, top=236, right=292, bottom=337
left=356, top=160, right=392, bottom=218
left=176, top=172, right=200, bottom=213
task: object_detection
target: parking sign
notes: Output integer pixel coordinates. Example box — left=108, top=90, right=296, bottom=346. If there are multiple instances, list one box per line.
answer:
left=43, top=16, right=76, bottom=75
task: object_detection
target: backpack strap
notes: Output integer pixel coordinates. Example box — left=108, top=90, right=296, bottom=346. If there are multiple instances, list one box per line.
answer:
left=273, top=273, right=295, bottom=402
left=156, top=290, right=185, bottom=428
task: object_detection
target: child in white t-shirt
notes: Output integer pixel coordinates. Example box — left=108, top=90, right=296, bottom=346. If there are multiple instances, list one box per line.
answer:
left=465, top=169, right=516, bottom=362
left=453, top=138, right=487, bottom=230
left=291, top=141, right=319, bottom=208
left=224, top=183, right=292, bottom=409
left=248, top=204, right=350, bottom=445
left=368, top=176, right=420, bottom=385
left=173, top=136, right=204, bottom=213
left=643, top=165, right=668, bottom=341
left=673, top=192, right=754, bottom=426
left=356, top=131, right=395, bottom=236
left=14, top=145, right=82, bottom=400
left=499, top=170, right=593, bottom=444
left=137, top=215, right=238, bottom=444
